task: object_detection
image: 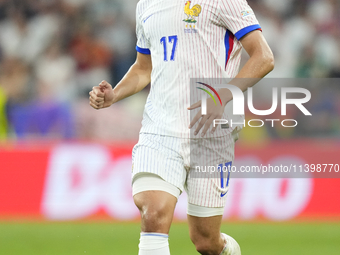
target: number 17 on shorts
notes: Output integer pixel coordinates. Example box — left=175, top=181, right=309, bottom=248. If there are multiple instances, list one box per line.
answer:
left=219, top=161, right=232, bottom=197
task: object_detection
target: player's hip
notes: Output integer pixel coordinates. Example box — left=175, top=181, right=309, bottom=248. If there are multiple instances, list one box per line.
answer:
left=132, top=131, right=237, bottom=173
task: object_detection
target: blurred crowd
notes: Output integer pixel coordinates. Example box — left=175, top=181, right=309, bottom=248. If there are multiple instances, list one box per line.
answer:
left=0, top=0, right=339, bottom=142
left=241, top=0, right=340, bottom=141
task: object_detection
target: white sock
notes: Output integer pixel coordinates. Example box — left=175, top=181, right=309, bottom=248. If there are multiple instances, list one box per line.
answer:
left=219, top=233, right=229, bottom=255
left=138, top=232, right=170, bottom=255
left=219, top=233, right=241, bottom=255
left=219, top=243, right=228, bottom=255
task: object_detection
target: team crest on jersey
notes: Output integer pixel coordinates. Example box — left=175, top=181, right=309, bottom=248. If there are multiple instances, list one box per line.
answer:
left=183, top=1, right=201, bottom=33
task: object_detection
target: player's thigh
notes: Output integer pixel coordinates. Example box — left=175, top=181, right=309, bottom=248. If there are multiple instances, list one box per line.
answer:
left=185, top=135, right=235, bottom=208
left=133, top=173, right=180, bottom=233
left=133, top=189, right=177, bottom=216
left=133, top=173, right=180, bottom=212
left=132, top=133, right=186, bottom=192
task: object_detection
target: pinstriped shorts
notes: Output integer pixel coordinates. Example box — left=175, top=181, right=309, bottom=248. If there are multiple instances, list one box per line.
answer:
left=131, top=132, right=237, bottom=208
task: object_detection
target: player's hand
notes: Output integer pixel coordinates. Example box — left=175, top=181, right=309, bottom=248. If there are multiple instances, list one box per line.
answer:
left=188, top=97, right=225, bottom=137
left=89, top=80, right=115, bottom=110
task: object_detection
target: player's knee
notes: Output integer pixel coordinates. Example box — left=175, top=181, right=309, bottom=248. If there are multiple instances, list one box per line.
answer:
left=134, top=197, right=169, bottom=220
left=142, top=207, right=166, bottom=226
left=133, top=194, right=173, bottom=232
left=140, top=206, right=171, bottom=232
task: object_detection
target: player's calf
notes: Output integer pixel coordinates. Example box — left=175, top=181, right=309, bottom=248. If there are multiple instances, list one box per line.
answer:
left=188, top=214, right=225, bottom=255
left=191, top=233, right=241, bottom=255
left=192, top=237, right=225, bottom=255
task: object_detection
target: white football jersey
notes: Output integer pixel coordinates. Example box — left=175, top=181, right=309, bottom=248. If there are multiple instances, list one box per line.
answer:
left=136, top=0, right=261, bottom=138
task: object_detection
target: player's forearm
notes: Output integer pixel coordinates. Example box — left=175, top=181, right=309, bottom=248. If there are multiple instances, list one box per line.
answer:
left=219, top=52, right=274, bottom=106
left=112, top=62, right=151, bottom=104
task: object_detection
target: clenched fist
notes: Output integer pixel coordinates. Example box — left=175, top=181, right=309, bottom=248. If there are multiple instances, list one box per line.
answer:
left=89, top=80, right=115, bottom=109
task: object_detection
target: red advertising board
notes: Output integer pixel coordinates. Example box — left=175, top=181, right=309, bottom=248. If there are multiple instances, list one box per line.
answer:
left=0, top=141, right=340, bottom=221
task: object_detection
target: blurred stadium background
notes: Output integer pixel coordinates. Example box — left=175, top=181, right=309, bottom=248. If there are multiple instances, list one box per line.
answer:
left=0, top=0, right=340, bottom=254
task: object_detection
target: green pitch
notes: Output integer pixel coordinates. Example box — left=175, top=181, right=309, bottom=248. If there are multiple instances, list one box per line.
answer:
left=0, top=221, right=340, bottom=255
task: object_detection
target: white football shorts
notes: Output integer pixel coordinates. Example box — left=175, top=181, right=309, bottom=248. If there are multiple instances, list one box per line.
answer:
left=131, top=131, right=238, bottom=216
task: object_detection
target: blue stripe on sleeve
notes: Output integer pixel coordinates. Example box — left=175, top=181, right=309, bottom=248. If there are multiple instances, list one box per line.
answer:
left=136, top=46, right=151, bottom=55
left=234, top=24, right=262, bottom=41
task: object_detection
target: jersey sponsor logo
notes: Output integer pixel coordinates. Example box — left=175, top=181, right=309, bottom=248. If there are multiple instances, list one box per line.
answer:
left=183, top=1, right=201, bottom=33
left=221, top=192, right=228, bottom=197
left=241, top=9, right=254, bottom=18
left=143, top=14, right=155, bottom=23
